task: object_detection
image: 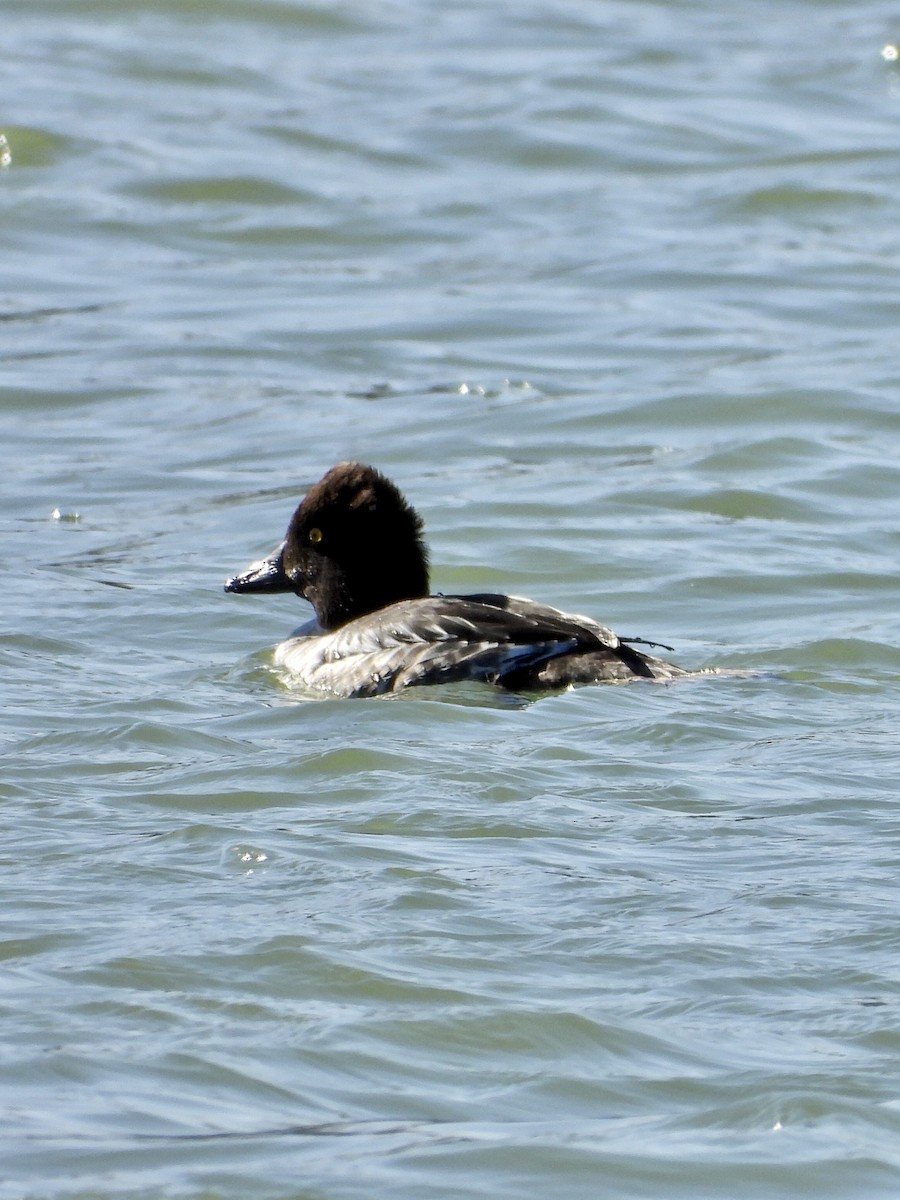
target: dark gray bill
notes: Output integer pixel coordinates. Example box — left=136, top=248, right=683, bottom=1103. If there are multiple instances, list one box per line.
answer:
left=224, top=542, right=293, bottom=594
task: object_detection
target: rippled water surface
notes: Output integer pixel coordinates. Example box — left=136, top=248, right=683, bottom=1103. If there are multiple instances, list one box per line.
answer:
left=5, top=1, right=900, bottom=1196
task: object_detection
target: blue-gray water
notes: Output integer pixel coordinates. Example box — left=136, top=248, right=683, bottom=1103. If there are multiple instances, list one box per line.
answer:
left=4, top=1, right=900, bottom=1196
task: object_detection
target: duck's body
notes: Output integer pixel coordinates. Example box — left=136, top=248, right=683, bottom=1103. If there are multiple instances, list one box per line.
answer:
left=270, top=593, right=688, bottom=699
left=225, top=462, right=695, bottom=699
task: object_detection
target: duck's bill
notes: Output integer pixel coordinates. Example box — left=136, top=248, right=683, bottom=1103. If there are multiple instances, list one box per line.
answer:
left=224, top=543, right=293, bottom=594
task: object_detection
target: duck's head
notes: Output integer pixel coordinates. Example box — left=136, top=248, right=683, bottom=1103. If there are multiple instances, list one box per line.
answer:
left=225, top=462, right=430, bottom=630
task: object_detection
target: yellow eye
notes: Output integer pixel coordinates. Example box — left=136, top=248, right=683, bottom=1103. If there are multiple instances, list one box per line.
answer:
left=309, top=527, right=323, bottom=544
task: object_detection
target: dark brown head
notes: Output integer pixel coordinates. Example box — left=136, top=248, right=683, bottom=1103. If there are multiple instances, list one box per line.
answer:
left=225, top=462, right=430, bottom=630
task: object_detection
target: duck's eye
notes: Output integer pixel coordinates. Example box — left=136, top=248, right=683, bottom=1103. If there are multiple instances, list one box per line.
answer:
left=308, top=527, right=323, bottom=544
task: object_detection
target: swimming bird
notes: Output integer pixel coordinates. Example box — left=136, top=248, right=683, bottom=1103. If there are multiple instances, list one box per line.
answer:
left=225, top=461, right=695, bottom=697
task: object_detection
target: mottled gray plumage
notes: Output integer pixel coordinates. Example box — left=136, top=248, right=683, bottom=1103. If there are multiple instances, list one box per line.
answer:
left=226, top=462, right=695, bottom=698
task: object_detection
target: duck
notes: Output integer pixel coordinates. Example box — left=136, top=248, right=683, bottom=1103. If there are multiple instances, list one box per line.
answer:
left=225, top=461, right=697, bottom=698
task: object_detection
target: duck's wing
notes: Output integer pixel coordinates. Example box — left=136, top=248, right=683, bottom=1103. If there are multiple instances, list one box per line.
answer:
left=274, top=596, right=586, bottom=697
left=450, top=593, right=672, bottom=683
left=455, top=593, right=622, bottom=647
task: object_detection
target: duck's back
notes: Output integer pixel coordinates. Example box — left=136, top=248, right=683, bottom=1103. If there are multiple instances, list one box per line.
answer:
left=273, top=593, right=686, bottom=697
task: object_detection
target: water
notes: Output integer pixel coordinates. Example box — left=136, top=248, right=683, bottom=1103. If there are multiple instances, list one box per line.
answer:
left=4, top=0, right=900, bottom=1196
